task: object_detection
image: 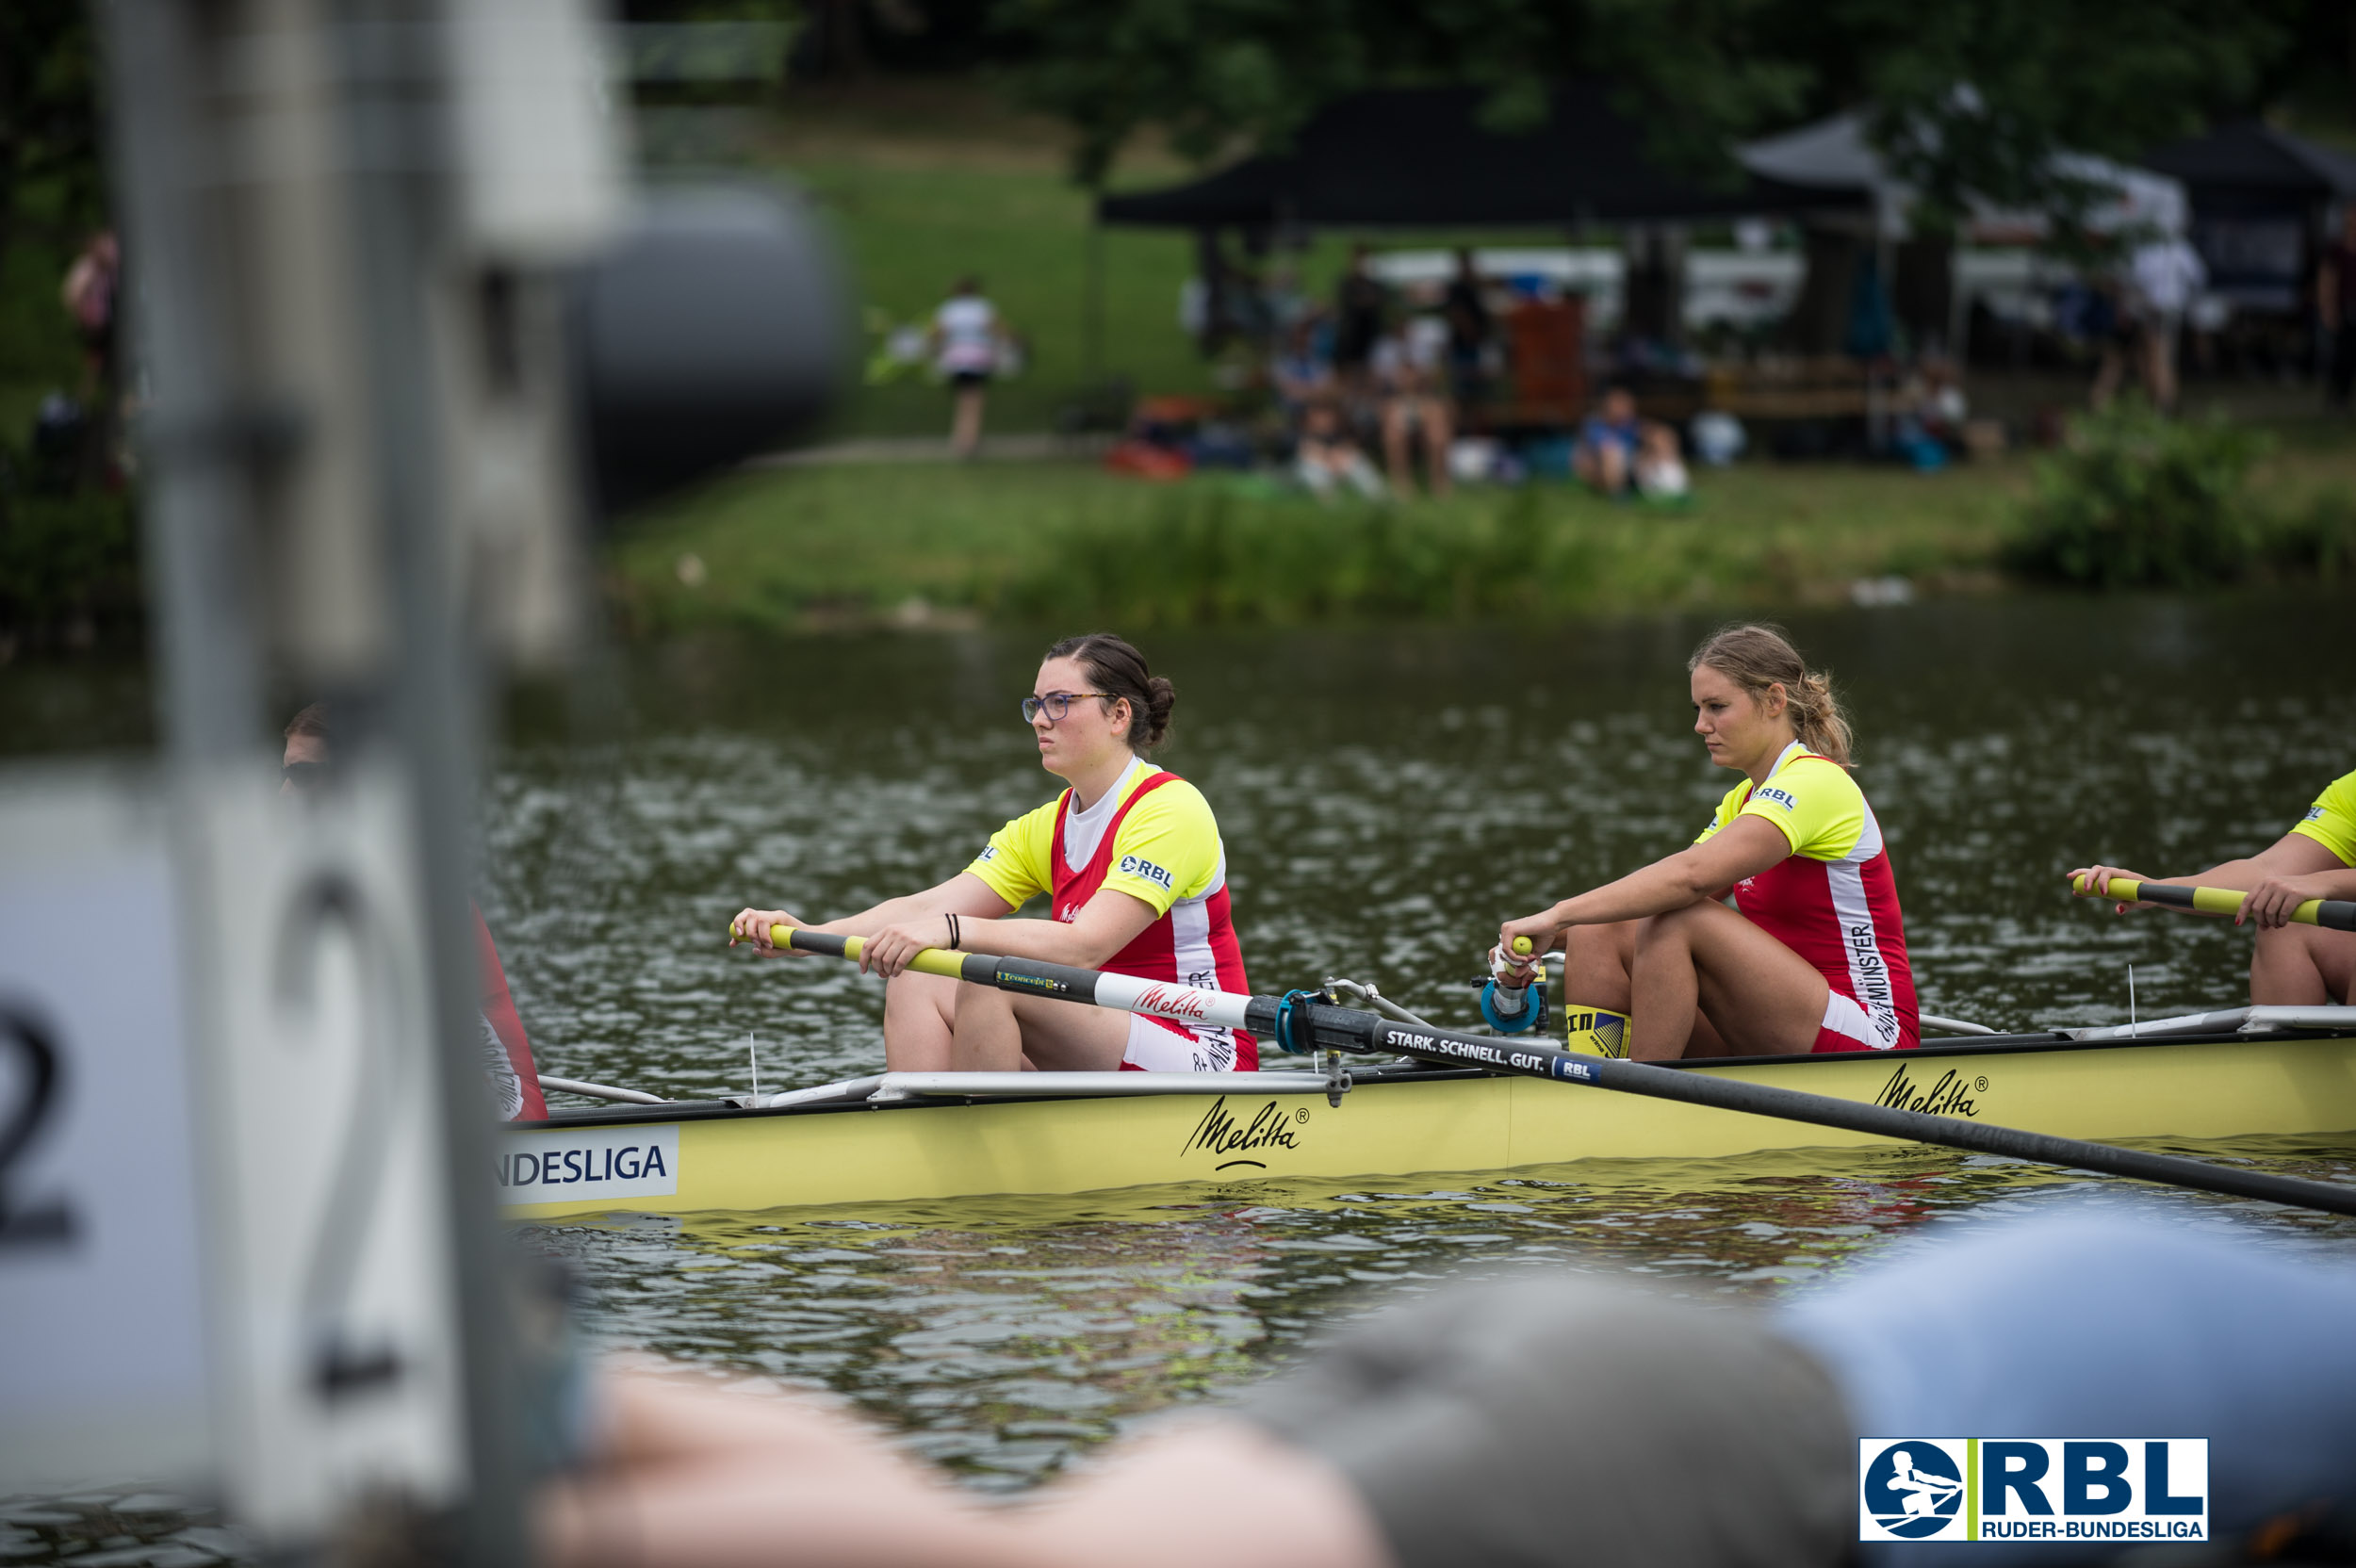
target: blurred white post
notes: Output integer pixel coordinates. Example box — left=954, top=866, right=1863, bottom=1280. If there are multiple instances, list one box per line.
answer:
left=85, top=0, right=622, bottom=1561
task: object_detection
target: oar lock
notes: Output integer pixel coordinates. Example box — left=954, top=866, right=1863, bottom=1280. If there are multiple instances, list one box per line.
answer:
left=1270, top=987, right=1356, bottom=1105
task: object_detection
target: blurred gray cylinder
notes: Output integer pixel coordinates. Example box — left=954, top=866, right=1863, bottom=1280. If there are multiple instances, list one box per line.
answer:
left=571, top=188, right=848, bottom=517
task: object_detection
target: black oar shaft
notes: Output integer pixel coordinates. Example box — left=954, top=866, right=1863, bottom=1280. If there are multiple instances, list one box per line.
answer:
left=762, top=928, right=2356, bottom=1219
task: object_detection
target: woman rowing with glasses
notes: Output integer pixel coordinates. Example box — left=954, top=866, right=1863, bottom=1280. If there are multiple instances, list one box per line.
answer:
left=731, top=633, right=1257, bottom=1073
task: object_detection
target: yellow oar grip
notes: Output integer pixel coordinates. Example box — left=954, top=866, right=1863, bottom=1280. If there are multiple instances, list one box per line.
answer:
left=736, top=922, right=969, bottom=980
left=1511, top=936, right=1533, bottom=956
left=2069, top=875, right=2328, bottom=927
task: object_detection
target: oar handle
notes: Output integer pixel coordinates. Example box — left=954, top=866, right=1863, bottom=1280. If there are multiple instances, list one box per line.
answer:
left=2070, top=875, right=2356, bottom=933
left=744, top=923, right=973, bottom=982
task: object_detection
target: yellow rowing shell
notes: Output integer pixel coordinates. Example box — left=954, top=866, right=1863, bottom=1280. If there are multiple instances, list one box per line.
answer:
left=500, top=1029, right=2356, bottom=1220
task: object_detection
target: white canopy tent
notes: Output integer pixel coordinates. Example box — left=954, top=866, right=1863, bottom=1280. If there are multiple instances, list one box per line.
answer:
left=1739, top=109, right=2188, bottom=241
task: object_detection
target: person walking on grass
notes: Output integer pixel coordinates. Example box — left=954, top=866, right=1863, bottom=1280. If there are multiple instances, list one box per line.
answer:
left=930, top=275, right=1010, bottom=459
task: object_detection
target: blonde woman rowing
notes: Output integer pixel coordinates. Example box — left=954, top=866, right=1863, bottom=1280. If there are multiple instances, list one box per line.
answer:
left=731, top=633, right=1256, bottom=1073
left=1496, top=624, right=1921, bottom=1060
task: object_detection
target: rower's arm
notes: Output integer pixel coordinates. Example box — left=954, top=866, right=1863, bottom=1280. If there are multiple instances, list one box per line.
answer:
left=2189, top=834, right=2348, bottom=890
left=2072, top=836, right=2348, bottom=914
left=1514, top=817, right=1790, bottom=936
left=954, top=888, right=1159, bottom=971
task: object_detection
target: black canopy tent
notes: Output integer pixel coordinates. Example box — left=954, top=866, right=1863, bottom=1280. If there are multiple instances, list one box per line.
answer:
left=2143, top=121, right=2356, bottom=214
left=2142, top=122, right=2356, bottom=313
left=1097, top=84, right=1844, bottom=232
left=1088, top=85, right=1852, bottom=377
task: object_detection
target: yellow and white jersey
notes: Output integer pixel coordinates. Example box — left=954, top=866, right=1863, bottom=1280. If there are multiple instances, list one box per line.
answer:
left=2291, top=770, right=2356, bottom=868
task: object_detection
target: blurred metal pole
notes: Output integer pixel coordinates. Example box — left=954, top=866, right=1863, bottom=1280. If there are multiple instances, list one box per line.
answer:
left=100, top=1, right=525, bottom=1560
left=328, top=5, right=528, bottom=1562
left=101, top=0, right=268, bottom=762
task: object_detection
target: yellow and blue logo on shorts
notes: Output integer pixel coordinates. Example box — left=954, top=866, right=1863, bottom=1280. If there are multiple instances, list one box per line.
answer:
left=1858, top=1438, right=2208, bottom=1544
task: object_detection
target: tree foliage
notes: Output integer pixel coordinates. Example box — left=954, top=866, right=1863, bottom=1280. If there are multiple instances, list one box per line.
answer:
left=999, top=0, right=2311, bottom=209
left=0, top=0, right=106, bottom=271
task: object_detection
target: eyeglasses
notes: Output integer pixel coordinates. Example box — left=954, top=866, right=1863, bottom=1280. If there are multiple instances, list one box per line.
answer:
left=1022, top=691, right=1110, bottom=724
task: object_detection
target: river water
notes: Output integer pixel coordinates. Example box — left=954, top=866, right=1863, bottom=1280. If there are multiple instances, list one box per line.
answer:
left=6, top=592, right=2356, bottom=1552
left=479, top=592, right=2356, bottom=1488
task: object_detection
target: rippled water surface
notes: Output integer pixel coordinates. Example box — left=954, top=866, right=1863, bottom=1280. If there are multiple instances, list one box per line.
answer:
left=8, top=593, right=2356, bottom=1530
left=478, top=595, right=2356, bottom=1485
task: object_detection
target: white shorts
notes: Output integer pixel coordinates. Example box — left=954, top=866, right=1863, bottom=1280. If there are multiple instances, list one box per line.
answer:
left=1121, top=1011, right=1240, bottom=1072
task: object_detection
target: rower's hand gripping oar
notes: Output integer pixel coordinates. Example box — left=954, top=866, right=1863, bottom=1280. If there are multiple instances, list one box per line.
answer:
left=736, top=923, right=2356, bottom=1220
left=2071, top=874, right=2356, bottom=932
left=1480, top=936, right=1550, bottom=1035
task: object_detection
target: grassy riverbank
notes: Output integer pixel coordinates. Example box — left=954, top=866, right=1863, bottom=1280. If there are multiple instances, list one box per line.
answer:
left=609, top=457, right=2022, bottom=633
left=606, top=437, right=2356, bottom=633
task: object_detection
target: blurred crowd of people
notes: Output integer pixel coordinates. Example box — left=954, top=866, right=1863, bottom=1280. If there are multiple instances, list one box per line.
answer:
left=1248, top=244, right=1690, bottom=503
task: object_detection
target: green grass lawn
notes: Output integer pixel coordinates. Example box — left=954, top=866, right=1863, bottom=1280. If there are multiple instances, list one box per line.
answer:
left=609, top=438, right=2356, bottom=633
left=608, top=456, right=2017, bottom=631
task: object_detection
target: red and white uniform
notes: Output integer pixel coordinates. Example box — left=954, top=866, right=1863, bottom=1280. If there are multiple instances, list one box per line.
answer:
left=476, top=906, right=547, bottom=1119
left=968, top=758, right=1257, bottom=1071
left=1693, top=741, right=1920, bottom=1053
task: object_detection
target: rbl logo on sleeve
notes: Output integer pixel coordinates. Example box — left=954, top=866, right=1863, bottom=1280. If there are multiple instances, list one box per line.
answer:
left=1756, top=786, right=1800, bottom=811
left=1118, top=853, right=1175, bottom=891
left=1858, top=1439, right=2207, bottom=1544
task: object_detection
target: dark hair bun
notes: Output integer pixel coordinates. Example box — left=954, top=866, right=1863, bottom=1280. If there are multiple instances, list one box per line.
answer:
left=1140, top=676, right=1176, bottom=750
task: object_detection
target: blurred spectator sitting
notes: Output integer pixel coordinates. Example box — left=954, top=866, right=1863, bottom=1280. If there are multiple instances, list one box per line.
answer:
left=1632, top=423, right=1689, bottom=501
left=1271, top=320, right=1336, bottom=416
left=1371, top=318, right=1453, bottom=499
left=1891, top=356, right=1969, bottom=471
left=1293, top=397, right=1385, bottom=502
left=1572, top=385, right=1644, bottom=495
left=1442, top=248, right=1493, bottom=407
left=1333, top=244, right=1390, bottom=396
left=1265, top=263, right=1313, bottom=338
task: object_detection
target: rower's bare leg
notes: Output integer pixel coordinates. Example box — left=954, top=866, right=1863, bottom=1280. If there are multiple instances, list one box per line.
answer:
left=2251, top=924, right=2356, bottom=1006
left=950, top=984, right=1132, bottom=1071
left=1566, top=920, right=1726, bottom=1055
left=1630, top=900, right=1827, bottom=1059
left=883, top=971, right=959, bottom=1070
left=1562, top=920, right=1639, bottom=1010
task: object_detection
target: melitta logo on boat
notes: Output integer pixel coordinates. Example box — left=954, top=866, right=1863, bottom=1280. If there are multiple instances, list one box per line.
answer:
left=1857, top=1439, right=2207, bottom=1544
left=1182, top=1097, right=1303, bottom=1169
left=499, top=1123, right=679, bottom=1202
left=1117, top=853, right=1174, bottom=891
left=1875, top=1064, right=1983, bottom=1118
